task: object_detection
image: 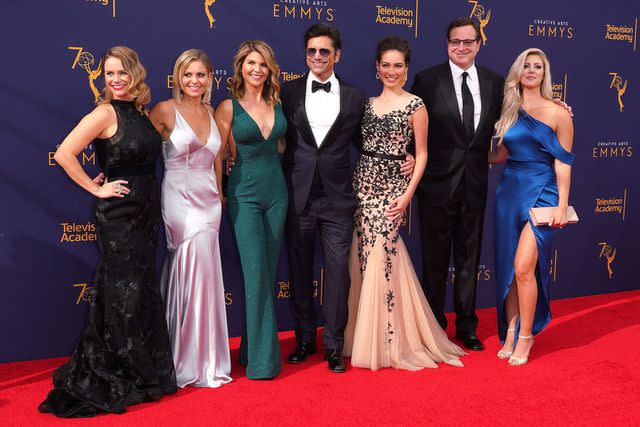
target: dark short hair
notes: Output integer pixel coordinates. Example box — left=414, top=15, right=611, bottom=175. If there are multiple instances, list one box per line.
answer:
left=304, top=23, right=342, bottom=50
left=446, top=17, right=480, bottom=40
left=376, top=37, right=411, bottom=64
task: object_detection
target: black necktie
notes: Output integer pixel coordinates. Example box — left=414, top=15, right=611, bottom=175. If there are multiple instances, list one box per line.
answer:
left=312, top=80, right=331, bottom=93
left=461, top=71, right=474, bottom=141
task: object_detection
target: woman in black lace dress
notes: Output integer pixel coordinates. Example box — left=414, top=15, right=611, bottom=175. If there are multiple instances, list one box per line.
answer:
left=344, top=37, right=465, bottom=371
left=39, top=46, right=176, bottom=417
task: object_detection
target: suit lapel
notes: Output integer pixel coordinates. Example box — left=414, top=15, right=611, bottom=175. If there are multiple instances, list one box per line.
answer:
left=441, top=64, right=466, bottom=138
left=319, top=76, right=347, bottom=148
left=293, top=74, right=318, bottom=148
left=476, top=67, right=494, bottom=138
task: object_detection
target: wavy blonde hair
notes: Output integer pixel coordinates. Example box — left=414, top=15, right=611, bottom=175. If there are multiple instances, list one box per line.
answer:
left=494, top=48, right=553, bottom=142
left=172, top=49, right=213, bottom=104
left=229, top=40, right=281, bottom=105
left=97, top=46, right=151, bottom=110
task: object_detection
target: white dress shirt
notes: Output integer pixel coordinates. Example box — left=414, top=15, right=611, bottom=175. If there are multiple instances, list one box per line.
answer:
left=449, top=60, right=481, bottom=130
left=305, top=72, right=340, bottom=147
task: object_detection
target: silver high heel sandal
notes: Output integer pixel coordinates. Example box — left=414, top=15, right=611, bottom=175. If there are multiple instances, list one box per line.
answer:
left=508, top=335, right=534, bottom=366
left=497, top=328, right=516, bottom=359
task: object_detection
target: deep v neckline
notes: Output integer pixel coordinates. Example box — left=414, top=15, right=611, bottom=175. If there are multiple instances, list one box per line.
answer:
left=235, top=99, right=276, bottom=141
left=174, top=106, right=212, bottom=147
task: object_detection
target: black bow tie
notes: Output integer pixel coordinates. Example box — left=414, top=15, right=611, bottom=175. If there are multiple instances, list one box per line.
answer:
left=312, top=80, right=331, bottom=93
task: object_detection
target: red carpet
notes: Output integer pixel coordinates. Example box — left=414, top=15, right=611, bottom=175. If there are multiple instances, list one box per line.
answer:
left=2, top=290, right=639, bottom=425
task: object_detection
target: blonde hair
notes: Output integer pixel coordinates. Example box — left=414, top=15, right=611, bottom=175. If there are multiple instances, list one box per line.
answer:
left=229, top=40, right=281, bottom=105
left=494, top=48, right=553, bottom=142
left=172, top=49, right=213, bottom=104
left=97, top=46, right=151, bottom=110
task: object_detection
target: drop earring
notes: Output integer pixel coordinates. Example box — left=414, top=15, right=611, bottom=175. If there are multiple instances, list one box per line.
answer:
left=375, top=71, right=380, bottom=80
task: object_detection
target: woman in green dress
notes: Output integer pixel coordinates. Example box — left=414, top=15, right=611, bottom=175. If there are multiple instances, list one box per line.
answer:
left=214, top=40, right=287, bottom=379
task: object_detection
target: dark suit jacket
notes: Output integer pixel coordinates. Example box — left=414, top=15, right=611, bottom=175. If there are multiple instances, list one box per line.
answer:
left=281, top=74, right=366, bottom=215
left=411, top=62, right=504, bottom=208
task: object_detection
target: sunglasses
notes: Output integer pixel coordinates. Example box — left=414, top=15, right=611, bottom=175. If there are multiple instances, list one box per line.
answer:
left=306, top=47, right=332, bottom=58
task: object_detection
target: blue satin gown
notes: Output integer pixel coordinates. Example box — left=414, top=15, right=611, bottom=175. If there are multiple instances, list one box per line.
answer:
left=494, top=110, right=574, bottom=343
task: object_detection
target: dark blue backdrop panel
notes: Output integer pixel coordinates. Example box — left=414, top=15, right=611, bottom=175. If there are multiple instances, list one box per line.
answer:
left=1, top=0, right=638, bottom=362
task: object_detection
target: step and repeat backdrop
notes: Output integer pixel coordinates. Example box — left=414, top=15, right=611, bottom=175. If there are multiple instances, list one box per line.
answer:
left=1, top=0, right=637, bottom=362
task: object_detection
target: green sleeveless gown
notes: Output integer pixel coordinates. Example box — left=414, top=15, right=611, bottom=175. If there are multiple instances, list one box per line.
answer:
left=227, top=98, right=288, bottom=379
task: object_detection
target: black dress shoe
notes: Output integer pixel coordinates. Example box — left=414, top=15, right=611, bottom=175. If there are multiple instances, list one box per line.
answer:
left=456, top=334, right=484, bottom=351
left=325, top=349, right=346, bottom=373
left=287, top=342, right=317, bottom=364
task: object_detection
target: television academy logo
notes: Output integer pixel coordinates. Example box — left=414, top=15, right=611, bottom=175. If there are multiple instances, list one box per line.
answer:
left=468, top=0, right=491, bottom=45
left=204, top=0, right=217, bottom=28
left=278, top=269, right=323, bottom=303
left=68, top=46, right=102, bottom=101
left=598, top=242, right=616, bottom=279
left=594, top=190, right=628, bottom=221
left=609, top=72, right=628, bottom=112
left=604, top=18, right=637, bottom=51
left=552, top=74, right=568, bottom=102
left=374, top=1, right=420, bottom=38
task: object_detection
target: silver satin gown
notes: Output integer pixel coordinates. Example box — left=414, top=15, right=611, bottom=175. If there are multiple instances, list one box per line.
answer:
left=160, top=106, right=232, bottom=388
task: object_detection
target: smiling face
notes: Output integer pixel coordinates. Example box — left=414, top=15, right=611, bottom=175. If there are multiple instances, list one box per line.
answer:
left=377, top=49, right=407, bottom=89
left=520, top=54, right=545, bottom=90
left=104, top=56, right=132, bottom=100
left=305, top=35, right=340, bottom=81
left=180, top=60, right=211, bottom=100
left=447, top=25, right=480, bottom=70
left=241, top=50, right=269, bottom=90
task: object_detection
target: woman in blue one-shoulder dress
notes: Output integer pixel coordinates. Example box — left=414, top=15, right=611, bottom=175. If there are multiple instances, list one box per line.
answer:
left=489, top=48, right=574, bottom=366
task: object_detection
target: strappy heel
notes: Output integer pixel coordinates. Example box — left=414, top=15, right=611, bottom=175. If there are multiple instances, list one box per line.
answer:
left=508, top=335, right=534, bottom=366
left=497, top=328, right=516, bottom=359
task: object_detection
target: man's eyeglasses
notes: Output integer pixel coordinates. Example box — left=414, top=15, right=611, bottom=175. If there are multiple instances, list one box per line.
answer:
left=448, top=39, right=479, bottom=48
left=306, top=47, right=332, bottom=58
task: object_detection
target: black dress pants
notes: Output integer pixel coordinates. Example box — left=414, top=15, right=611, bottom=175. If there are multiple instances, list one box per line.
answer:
left=417, top=178, right=484, bottom=336
left=286, top=177, right=353, bottom=352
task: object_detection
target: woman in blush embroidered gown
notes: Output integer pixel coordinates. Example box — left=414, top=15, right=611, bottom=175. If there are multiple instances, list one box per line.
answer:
left=214, top=40, right=287, bottom=379
left=39, top=46, right=176, bottom=418
left=489, top=48, right=574, bottom=366
left=150, top=49, right=231, bottom=387
left=344, top=37, right=465, bottom=371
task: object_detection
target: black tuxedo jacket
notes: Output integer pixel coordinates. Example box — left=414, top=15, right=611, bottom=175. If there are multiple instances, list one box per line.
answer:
left=411, top=62, right=504, bottom=208
left=281, top=74, right=366, bottom=215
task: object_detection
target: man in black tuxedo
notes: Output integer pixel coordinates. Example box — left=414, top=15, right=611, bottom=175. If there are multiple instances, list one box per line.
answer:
left=411, top=17, right=504, bottom=351
left=281, top=23, right=413, bottom=372
left=280, top=23, right=365, bottom=373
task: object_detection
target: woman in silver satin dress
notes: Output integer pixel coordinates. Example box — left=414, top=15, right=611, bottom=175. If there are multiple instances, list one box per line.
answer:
left=150, top=49, right=232, bottom=388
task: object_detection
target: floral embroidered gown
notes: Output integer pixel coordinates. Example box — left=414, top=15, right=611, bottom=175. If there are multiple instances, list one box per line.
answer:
left=344, top=97, right=465, bottom=371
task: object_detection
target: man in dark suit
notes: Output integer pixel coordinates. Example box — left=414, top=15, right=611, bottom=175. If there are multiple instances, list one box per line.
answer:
left=281, top=23, right=414, bottom=372
left=411, top=17, right=504, bottom=351
left=280, top=23, right=366, bottom=373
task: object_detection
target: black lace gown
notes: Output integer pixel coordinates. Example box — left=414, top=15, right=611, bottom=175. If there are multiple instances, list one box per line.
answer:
left=39, top=100, right=177, bottom=417
left=343, top=97, right=465, bottom=371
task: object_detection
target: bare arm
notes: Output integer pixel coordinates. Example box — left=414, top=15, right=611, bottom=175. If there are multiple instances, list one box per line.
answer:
left=148, top=100, right=175, bottom=141
left=488, top=137, right=509, bottom=164
left=54, top=105, right=129, bottom=198
left=386, top=105, right=428, bottom=220
left=549, top=108, right=574, bottom=227
left=214, top=99, right=235, bottom=176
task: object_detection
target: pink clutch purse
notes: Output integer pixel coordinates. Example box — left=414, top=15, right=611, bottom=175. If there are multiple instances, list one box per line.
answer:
left=529, top=206, right=579, bottom=226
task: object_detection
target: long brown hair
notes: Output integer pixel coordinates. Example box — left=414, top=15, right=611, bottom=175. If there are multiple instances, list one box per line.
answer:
left=229, top=40, right=281, bottom=105
left=97, top=46, right=151, bottom=110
